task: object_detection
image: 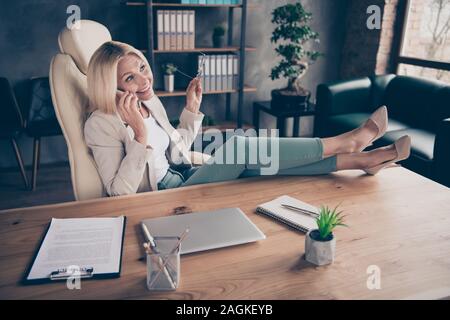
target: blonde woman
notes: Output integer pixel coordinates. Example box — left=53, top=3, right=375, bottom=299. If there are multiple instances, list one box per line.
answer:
left=84, top=41, right=411, bottom=197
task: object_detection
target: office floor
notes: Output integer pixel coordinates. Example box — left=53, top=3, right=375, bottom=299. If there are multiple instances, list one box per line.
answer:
left=0, top=163, right=74, bottom=211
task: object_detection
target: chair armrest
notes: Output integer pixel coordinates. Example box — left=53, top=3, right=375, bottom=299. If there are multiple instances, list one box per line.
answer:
left=370, top=74, right=396, bottom=109
left=314, top=77, right=372, bottom=136
left=433, top=118, right=450, bottom=187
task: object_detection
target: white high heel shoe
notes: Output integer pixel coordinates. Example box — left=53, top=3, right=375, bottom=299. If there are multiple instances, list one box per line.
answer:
left=364, top=135, right=411, bottom=176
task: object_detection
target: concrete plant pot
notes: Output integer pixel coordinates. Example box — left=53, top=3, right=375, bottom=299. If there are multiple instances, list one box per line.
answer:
left=271, top=88, right=311, bottom=111
left=305, top=230, right=336, bottom=266
left=164, top=74, right=174, bottom=93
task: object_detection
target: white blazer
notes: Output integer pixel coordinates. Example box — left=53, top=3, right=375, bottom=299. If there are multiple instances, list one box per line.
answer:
left=84, top=95, right=204, bottom=196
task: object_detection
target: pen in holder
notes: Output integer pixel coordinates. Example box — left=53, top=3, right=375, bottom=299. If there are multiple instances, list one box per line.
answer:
left=145, top=236, right=181, bottom=291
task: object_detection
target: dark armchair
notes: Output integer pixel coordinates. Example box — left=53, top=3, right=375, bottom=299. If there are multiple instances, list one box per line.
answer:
left=25, top=77, right=62, bottom=190
left=314, top=74, right=450, bottom=187
left=0, top=77, right=29, bottom=189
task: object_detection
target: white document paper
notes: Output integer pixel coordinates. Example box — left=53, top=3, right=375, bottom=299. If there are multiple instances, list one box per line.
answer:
left=27, top=216, right=125, bottom=280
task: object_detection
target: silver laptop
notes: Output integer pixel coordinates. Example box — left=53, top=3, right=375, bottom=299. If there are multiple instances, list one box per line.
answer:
left=142, top=208, right=266, bottom=254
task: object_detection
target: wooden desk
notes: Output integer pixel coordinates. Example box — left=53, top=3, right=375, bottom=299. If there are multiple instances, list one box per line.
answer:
left=1, top=167, right=449, bottom=300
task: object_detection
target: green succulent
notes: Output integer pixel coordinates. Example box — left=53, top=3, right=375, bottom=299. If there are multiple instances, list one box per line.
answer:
left=213, top=25, right=226, bottom=37
left=162, top=63, right=178, bottom=75
left=315, top=205, right=348, bottom=240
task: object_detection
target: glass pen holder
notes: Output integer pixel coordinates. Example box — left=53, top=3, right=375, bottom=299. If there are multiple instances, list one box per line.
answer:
left=146, top=236, right=180, bottom=291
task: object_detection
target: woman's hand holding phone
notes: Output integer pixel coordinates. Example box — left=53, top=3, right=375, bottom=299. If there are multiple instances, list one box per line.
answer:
left=116, top=90, right=147, bottom=145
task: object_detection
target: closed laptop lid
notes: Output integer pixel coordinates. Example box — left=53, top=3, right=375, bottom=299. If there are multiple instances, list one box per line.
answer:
left=142, top=208, right=266, bottom=254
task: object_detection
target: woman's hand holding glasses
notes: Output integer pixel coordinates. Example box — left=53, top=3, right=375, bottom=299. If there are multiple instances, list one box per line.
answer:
left=185, top=77, right=203, bottom=114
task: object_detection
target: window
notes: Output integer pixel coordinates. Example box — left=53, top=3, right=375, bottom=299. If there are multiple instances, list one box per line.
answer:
left=397, top=0, right=450, bottom=83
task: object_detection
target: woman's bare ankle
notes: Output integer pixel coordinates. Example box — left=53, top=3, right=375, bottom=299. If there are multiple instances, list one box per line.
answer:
left=323, top=120, right=382, bottom=157
left=322, top=134, right=358, bottom=157
left=333, top=126, right=374, bottom=155
left=350, top=121, right=379, bottom=152
left=336, top=153, right=367, bottom=171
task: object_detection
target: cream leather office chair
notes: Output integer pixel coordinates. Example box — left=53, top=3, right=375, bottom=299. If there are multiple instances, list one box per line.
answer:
left=50, top=20, right=208, bottom=201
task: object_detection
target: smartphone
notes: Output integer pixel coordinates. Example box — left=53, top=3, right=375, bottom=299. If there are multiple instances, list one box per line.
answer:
left=116, top=89, right=140, bottom=109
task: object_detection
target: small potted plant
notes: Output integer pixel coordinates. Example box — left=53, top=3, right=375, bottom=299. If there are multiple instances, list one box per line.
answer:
left=162, top=63, right=178, bottom=93
left=270, top=2, right=322, bottom=110
left=305, top=205, right=347, bottom=266
left=212, top=25, right=226, bottom=48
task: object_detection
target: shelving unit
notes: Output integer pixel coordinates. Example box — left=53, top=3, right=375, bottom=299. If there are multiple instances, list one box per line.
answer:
left=125, top=0, right=256, bottom=130
left=126, top=2, right=258, bottom=8
left=151, top=46, right=256, bottom=53
left=155, top=85, right=256, bottom=97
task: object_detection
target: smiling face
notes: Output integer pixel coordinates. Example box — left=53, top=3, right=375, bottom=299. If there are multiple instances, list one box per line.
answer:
left=117, top=53, right=155, bottom=101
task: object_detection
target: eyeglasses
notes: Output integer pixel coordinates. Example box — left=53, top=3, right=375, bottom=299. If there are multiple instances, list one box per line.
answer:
left=196, top=51, right=207, bottom=77
left=174, top=51, right=207, bottom=80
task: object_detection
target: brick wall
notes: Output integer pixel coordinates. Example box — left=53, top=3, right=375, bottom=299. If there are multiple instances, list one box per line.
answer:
left=375, top=0, right=401, bottom=74
left=341, top=0, right=401, bottom=78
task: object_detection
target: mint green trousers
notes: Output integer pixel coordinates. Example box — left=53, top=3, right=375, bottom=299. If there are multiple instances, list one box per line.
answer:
left=157, top=136, right=337, bottom=190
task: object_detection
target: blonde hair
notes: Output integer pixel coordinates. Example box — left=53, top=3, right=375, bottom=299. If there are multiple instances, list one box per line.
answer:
left=87, top=41, right=151, bottom=114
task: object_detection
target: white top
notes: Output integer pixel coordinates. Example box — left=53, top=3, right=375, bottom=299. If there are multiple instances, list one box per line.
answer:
left=143, top=115, right=170, bottom=183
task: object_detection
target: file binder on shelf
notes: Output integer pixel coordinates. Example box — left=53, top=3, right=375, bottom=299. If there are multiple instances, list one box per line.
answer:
left=216, top=54, right=222, bottom=91
left=221, top=55, right=228, bottom=91
left=210, top=55, right=216, bottom=91
left=163, top=10, right=171, bottom=50
left=157, top=11, right=164, bottom=50
left=227, top=55, right=233, bottom=90
left=233, top=54, right=239, bottom=90
left=176, top=10, right=183, bottom=50
left=182, top=10, right=189, bottom=49
left=188, top=10, right=195, bottom=49
left=169, top=11, right=177, bottom=50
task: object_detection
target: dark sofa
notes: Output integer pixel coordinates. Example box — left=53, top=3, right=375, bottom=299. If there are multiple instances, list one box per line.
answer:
left=314, top=74, right=450, bottom=187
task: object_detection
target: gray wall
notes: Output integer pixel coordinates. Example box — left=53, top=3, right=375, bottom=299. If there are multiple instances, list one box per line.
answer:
left=0, top=0, right=348, bottom=169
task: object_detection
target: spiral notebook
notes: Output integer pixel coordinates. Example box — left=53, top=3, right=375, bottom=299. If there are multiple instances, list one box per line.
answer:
left=256, top=195, right=318, bottom=233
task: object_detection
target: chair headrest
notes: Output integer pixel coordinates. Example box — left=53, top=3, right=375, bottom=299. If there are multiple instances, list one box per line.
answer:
left=58, top=20, right=112, bottom=75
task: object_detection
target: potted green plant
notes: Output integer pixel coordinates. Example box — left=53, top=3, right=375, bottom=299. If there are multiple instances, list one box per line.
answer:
left=305, top=205, right=347, bottom=266
left=270, top=2, right=322, bottom=110
left=212, top=25, right=226, bottom=48
left=162, top=63, right=178, bottom=93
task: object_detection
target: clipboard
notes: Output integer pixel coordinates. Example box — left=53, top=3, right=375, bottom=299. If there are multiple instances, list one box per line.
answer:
left=22, top=216, right=127, bottom=285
